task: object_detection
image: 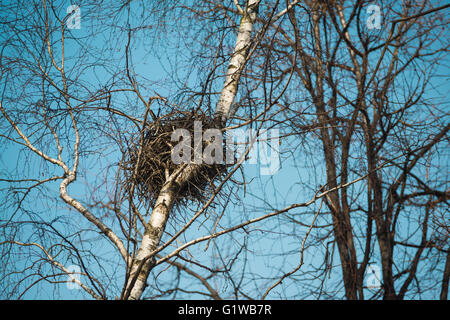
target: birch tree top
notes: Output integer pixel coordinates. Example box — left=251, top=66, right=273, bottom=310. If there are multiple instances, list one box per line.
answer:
left=0, top=0, right=449, bottom=300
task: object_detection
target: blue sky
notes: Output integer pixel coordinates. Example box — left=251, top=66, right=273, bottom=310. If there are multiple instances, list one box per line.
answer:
left=0, top=0, right=448, bottom=300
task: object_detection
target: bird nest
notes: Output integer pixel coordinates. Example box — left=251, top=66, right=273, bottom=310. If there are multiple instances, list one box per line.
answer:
left=121, top=110, right=230, bottom=208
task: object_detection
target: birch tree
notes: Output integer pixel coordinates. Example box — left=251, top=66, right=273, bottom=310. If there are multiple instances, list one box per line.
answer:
left=122, top=0, right=263, bottom=300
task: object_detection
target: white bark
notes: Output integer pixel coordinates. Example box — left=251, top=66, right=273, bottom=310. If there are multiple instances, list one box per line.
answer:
left=124, top=180, right=176, bottom=299
left=124, top=164, right=197, bottom=299
left=124, top=0, right=262, bottom=300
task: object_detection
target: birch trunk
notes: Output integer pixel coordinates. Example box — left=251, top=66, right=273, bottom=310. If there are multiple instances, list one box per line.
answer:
left=124, top=1, right=261, bottom=300
left=124, top=179, right=177, bottom=300
left=214, top=0, right=261, bottom=124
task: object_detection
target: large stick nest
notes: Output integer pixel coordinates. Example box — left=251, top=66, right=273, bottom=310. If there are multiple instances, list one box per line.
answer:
left=122, top=110, right=230, bottom=208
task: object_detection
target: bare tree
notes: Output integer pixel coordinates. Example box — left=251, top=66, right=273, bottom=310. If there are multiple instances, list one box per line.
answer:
left=0, top=0, right=448, bottom=300
left=257, top=0, right=449, bottom=299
